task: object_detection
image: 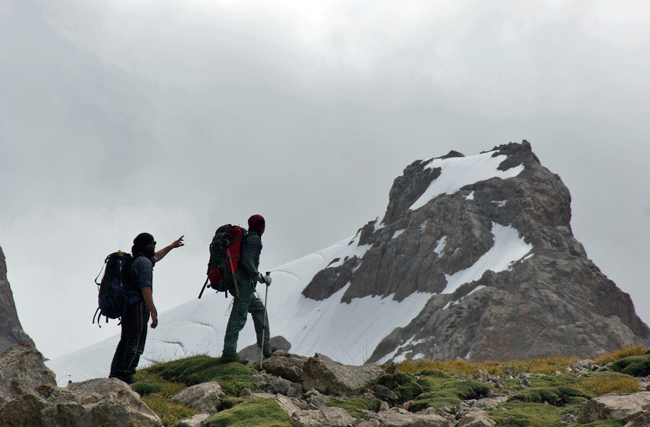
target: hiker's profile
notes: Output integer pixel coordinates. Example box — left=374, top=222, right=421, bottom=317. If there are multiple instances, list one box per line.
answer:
left=219, top=215, right=273, bottom=364
left=108, top=233, right=184, bottom=384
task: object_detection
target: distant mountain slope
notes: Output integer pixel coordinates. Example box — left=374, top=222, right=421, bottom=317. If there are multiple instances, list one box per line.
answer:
left=46, top=141, right=650, bottom=383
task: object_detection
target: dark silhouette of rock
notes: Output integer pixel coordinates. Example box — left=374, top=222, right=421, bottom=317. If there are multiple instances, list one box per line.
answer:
left=0, top=246, right=35, bottom=353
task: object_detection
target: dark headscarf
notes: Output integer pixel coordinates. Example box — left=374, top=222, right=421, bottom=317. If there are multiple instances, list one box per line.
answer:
left=132, top=232, right=155, bottom=257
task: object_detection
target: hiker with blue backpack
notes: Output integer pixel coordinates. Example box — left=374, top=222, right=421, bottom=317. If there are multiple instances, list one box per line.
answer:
left=220, top=215, right=273, bottom=364
left=108, top=232, right=184, bottom=384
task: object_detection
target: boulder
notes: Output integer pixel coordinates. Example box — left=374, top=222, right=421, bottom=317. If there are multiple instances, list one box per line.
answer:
left=458, top=407, right=496, bottom=427
left=578, top=391, right=650, bottom=424
left=571, top=359, right=598, bottom=373
left=289, top=406, right=356, bottom=427
left=302, top=353, right=385, bottom=396
left=0, top=344, right=56, bottom=405
left=171, top=381, right=225, bottom=414
left=0, top=378, right=162, bottom=426
left=371, top=408, right=450, bottom=427
left=276, top=394, right=302, bottom=417
left=262, top=351, right=308, bottom=383
left=0, top=344, right=162, bottom=426
left=239, top=335, right=292, bottom=360
left=176, top=413, right=211, bottom=427
left=471, top=396, right=508, bottom=411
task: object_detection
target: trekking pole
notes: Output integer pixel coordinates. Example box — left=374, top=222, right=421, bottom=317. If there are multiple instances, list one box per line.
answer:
left=198, top=277, right=209, bottom=299
left=260, top=271, right=270, bottom=370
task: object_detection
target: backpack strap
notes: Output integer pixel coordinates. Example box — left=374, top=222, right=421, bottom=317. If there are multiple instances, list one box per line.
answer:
left=92, top=307, right=101, bottom=327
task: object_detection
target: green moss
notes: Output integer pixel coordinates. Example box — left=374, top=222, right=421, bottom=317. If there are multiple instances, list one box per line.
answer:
left=488, top=402, right=573, bottom=427
left=417, top=369, right=448, bottom=378
left=141, top=355, right=255, bottom=395
left=131, top=372, right=186, bottom=397
left=377, top=372, right=424, bottom=403
left=580, top=421, right=626, bottom=427
left=455, top=380, right=491, bottom=400
left=208, top=398, right=291, bottom=427
left=141, top=395, right=196, bottom=427
left=507, top=386, right=590, bottom=407
left=608, top=355, right=650, bottom=377
left=326, top=397, right=380, bottom=418
left=526, top=373, right=578, bottom=389
left=408, top=378, right=491, bottom=412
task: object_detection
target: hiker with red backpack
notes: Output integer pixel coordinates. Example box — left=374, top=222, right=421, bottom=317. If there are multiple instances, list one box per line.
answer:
left=220, top=215, right=273, bottom=364
left=109, top=233, right=184, bottom=384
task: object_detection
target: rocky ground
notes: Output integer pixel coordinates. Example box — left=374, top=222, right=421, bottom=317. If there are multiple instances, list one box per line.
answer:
left=3, top=344, right=650, bottom=426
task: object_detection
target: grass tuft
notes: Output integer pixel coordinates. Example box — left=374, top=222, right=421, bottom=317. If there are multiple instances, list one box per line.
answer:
left=580, top=372, right=640, bottom=395
left=594, top=346, right=646, bottom=365
left=208, top=398, right=291, bottom=427
left=141, top=395, right=196, bottom=426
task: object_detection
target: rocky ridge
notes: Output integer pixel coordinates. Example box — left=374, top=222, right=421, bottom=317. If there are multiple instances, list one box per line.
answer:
left=4, top=343, right=650, bottom=426
left=302, top=141, right=650, bottom=363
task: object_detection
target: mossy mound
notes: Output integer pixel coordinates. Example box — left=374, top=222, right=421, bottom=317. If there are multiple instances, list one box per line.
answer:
left=208, top=398, right=291, bottom=427
left=507, top=386, right=590, bottom=406
left=139, top=355, right=256, bottom=395
left=608, top=355, right=650, bottom=377
left=376, top=372, right=423, bottom=403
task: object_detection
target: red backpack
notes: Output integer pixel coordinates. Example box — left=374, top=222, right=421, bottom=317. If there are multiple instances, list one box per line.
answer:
left=199, top=224, right=246, bottom=298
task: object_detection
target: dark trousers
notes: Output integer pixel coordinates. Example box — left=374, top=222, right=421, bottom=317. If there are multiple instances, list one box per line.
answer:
left=222, top=278, right=270, bottom=356
left=109, top=301, right=149, bottom=383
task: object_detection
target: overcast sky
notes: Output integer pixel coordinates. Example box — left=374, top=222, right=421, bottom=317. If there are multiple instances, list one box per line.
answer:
left=2, top=0, right=649, bottom=361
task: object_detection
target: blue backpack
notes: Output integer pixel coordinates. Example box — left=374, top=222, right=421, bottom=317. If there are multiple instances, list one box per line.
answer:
left=92, top=251, right=142, bottom=326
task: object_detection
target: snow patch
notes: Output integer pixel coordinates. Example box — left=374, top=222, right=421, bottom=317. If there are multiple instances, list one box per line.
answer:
left=410, top=152, right=524, bottom=210
left=442, top=224, right=532, bottom=295
left=434, top=236, right=447, bottom=255
left=392, top=229, right=406, bottom=239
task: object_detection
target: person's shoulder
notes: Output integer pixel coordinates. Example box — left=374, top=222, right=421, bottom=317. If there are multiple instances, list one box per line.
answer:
left=243, top=231, right=262, bottom=249
left=245, top=231, right=261, bottom=243
left=132, top=254, right=155, bottom=268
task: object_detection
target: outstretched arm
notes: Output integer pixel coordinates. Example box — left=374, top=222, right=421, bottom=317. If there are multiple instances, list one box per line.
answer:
left=155, top=236, right=184, bottom=262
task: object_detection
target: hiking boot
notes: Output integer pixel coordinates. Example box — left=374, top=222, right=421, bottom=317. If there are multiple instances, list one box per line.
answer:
left=220, top=354, right=249, bottom=365
left=262, top=344, right=277, bottom=358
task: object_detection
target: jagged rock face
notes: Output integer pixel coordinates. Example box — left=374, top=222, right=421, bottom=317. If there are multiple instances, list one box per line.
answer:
left=303, top=141, right=650, bottom=363
left=0, top=246, right=35, bottom=352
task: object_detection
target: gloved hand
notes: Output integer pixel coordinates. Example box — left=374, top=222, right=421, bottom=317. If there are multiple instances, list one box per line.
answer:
left=259, top=273, right=272, bottom=286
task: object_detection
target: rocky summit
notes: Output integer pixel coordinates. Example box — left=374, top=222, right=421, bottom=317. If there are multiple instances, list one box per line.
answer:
left=0, top=246, right=35, bottom=353
left=302, top=141, right=650, bottom=363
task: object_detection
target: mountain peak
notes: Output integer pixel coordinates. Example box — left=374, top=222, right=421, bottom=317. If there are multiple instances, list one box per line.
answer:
left=301, top=140, right=649, bottom=362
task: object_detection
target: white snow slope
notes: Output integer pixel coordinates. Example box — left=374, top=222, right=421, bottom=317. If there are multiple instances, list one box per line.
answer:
left=47, top=150, right=531, bottom=385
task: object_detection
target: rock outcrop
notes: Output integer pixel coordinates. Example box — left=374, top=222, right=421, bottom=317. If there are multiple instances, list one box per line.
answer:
left=302, top=141, right=650, bottom=363
left=578, top=391, right=650, bottom=425
left=0, top=344, right=162, bottom=426
left=0, top=246, right=35, bottom=353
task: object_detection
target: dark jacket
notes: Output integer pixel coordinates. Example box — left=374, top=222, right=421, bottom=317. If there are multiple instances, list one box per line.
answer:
left=237, top=231, right=262, bottom=282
